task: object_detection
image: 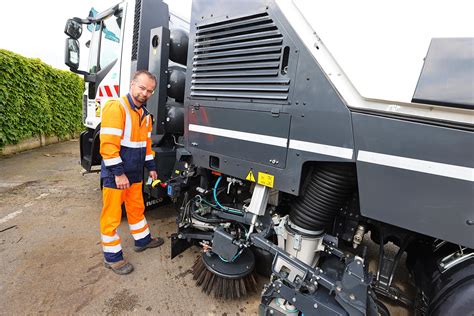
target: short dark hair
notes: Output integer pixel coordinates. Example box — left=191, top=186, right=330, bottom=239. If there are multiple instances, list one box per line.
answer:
left=132, top=70, right=157, bottom=85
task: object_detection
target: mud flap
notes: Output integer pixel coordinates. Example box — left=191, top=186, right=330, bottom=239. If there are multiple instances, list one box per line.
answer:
left=170, top=233, right=193, bottom=259
left=79, top=127, right=101, bottom=172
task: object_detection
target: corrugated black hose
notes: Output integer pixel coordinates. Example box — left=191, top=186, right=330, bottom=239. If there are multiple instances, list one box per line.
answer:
left=289, top=163, right=357, bottom=231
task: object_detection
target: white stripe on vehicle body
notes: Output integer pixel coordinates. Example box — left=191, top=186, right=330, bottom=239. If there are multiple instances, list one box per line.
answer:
left=188, top=124, right=352, bottom=159
left=357, top=151, right=474, bottom=182
left=101, top=127, right=123, bottom=136
left=189, top=124, right=288, bottom=148
left=289, top=139, right=353, bottom=159
left=103, top=156, right=123, bottom=166
left=188, top=124, right=472, bottom=181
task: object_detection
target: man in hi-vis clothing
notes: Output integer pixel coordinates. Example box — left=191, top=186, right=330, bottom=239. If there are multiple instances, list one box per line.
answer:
left=99, top=70, right=164, bottom=275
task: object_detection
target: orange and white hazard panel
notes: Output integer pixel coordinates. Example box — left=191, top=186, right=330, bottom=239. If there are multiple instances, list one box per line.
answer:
left=98, top=85, right=119, bottom=98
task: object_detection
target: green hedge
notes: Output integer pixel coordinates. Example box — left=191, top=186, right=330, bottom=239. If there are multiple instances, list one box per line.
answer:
left=0, top=49, right=84, bottom=147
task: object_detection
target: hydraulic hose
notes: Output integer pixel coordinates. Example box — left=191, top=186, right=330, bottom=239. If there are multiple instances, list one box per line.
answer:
left=289, top=163, right=357, bottom=231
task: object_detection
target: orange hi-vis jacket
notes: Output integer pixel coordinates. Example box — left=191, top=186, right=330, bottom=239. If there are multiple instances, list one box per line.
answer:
left=100, top=94, right=156, bottom=188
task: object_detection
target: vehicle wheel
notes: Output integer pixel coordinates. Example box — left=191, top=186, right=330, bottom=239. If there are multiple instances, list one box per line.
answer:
left=428, top=257, right=474, bottom=315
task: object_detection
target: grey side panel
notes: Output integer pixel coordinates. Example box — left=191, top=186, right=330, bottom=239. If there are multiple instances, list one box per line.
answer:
left=147, top=27, right=170, bottom=137
left=184, top=0, right=354, bottom=195
left=353, top=113, right=474, bottom=247
left=190, top=148, right=294, bottom=193
left=281, top=19, right=354, bottom=160
left=188, top=107, right=290, bottom=168
left=135, top=0, right=169, bottom=71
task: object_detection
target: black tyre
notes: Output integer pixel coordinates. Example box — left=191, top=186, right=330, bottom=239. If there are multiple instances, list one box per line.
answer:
left=428, top=257, right=474, bottom=315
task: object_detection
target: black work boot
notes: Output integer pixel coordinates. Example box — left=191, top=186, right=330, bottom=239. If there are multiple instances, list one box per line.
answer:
left=104, top=259, right=134, bottom=275
left=134, top=237, right=164, bottom=252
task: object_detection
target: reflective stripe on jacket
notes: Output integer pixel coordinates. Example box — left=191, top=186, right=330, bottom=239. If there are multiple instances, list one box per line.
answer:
left=100, top=94, right=156, bottom=188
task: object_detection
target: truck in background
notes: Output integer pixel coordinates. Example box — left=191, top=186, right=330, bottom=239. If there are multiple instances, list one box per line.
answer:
left=64, top=0, right=188, bottom=206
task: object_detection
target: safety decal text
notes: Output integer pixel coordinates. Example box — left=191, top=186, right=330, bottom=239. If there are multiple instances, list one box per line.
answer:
left=258, top=172, right=274, bottom=188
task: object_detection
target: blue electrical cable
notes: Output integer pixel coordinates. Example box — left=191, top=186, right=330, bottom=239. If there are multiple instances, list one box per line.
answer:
left=218, top=248, right=244, bottom=263
left=213, top=176, right=246, bottom=262
left=213, top=176, right=243, bottom=215
left=190, top=178, right=245, bottom=264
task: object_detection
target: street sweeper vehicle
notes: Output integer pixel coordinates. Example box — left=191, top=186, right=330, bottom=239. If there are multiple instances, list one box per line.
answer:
left=64, top=0, right=189, bottom=207
left=64, top=0, right=474, bottom=315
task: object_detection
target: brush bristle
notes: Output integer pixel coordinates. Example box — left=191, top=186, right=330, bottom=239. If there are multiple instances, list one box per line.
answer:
left=192, top=255, right=258, bottom=299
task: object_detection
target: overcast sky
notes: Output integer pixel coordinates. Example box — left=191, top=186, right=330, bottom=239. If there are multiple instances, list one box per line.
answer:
left=0, top=0, right=191, bottom=70
left=296, top=0, right=474, bottom=101
left=1, top=0, right=472, bottom=102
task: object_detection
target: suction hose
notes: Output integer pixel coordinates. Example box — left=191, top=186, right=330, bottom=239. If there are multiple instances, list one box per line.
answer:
left=289, top=163, right=357, bottom=231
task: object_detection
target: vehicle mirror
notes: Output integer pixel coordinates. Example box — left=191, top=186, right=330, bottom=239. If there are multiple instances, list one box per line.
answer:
left=65, top=38, right=80, bottom=69
left=64, top=19, right=82, bottom=40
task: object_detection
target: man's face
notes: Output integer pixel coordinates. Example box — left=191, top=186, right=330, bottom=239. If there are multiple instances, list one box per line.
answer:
left=130, top=74, right=156, bottom=106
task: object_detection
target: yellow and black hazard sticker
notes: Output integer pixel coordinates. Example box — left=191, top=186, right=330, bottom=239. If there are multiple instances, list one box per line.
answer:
left=95, top=100, right=101, bottom=117
left=246, top=170, right=256, bottom=182
left=258, top=172, right=274, bottom=188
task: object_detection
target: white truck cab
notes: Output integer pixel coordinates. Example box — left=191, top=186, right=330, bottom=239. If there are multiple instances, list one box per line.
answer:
left=64, top=0, right=188, bottom=172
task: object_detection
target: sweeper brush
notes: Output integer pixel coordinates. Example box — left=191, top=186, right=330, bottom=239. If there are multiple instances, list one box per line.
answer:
left=192, top=248, right=258, bottom=299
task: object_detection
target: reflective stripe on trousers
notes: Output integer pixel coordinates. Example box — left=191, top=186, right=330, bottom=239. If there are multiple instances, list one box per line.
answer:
left=100, top=182, right=152, bottom=262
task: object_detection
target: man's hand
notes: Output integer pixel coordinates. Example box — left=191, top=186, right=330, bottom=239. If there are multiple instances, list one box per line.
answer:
left=115, top=174, right=130, bottom=190
left=149, top=170, right=158, bottom=181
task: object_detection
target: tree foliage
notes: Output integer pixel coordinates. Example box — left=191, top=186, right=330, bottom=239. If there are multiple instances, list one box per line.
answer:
left=0, top=49, right=84, bottom=147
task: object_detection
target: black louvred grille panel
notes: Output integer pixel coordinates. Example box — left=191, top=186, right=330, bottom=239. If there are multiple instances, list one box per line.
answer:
left=131, top=0, right=141, bottom=61
left=191, top=13, right=290, bottom=101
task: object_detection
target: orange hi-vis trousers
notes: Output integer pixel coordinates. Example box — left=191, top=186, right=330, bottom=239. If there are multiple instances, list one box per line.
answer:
left=100, top=182, right=152, bottom=262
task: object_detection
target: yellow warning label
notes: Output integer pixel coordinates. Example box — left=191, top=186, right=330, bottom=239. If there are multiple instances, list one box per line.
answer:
left=95, top=102, right=101, bottom=117
left=258, top=172, right=274, bottom=188
left=246, top=170, right=256, bottom=182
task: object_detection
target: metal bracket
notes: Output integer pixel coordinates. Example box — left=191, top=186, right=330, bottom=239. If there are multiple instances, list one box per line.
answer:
left=247, top=184, right=270, bottom=216
left=439, top=247, right=474, bottom=273
left=293, top=234, right=302, bottom=251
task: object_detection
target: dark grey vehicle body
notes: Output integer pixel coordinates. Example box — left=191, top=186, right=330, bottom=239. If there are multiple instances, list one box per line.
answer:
left=183, top=0, right=474, bottom=248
